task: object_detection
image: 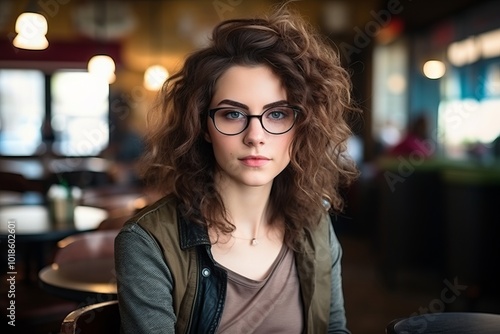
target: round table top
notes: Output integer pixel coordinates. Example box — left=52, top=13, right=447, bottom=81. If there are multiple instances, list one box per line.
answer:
left=38, top=228, right=118, bottom=303
left=39, top=263, right=117, bottom=302
left=0, top=205, right=107, bottom=241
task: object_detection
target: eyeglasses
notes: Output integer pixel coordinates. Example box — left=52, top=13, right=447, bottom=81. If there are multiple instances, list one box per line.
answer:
left=208, top=105, right=299, bottom=136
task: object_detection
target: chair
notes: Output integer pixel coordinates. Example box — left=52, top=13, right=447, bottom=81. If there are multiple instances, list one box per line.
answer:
left=0, top=171, right=46, bottom=205
left=386, top=312, right=500, bottom=334
left=48, top=157, right=114, bottom=189
left=60, top=300, right=120, bottom=334
left=0, top=171, right=45, bottom=193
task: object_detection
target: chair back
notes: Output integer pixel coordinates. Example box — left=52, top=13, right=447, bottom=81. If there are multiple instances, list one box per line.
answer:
left=60, top=300, right=120, bottom=334
left=0, top=171, right=46, bottom=205
left=0, top=171, right=45, bottom=193
left=386, top=312, right=500, bottom=334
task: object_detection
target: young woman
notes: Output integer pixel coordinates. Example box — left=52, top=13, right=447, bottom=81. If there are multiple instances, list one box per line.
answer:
left=115, top=5, right=358, bottom=333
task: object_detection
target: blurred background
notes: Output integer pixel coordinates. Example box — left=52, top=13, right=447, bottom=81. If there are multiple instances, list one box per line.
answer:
left=0, top=0, right=499, bottom=333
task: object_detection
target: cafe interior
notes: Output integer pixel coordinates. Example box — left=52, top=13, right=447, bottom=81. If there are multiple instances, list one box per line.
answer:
left=1, top=0, right=499, bottom=333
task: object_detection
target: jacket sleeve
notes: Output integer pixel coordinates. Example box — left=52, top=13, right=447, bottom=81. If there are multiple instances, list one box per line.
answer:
left=115, top=223, right=176, bottom=333
left=328, top=217, right=351, bottom=334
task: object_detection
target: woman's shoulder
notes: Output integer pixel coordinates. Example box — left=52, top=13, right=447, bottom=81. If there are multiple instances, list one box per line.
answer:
left=122, top=195, right=179, bottom=232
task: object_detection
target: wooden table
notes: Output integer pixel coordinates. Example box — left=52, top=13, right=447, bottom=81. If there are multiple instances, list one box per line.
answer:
left=0, top=204, right=108, bottom=281
left=39, top=260, right=117, bottom=304
left=38, top=229, right=118, bottom=304
left=81, top=185, right=149, bottom=215
left=0, top=205, right=108, bottom=242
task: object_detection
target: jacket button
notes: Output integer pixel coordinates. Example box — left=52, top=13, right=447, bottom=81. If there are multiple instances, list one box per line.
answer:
left=202, top=268, right=211, bottom=277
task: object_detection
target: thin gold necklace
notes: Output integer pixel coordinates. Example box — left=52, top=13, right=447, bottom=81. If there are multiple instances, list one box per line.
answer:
left=231, top=234, right=259, bottom=246
left=231, top=222, right=261, bottom=246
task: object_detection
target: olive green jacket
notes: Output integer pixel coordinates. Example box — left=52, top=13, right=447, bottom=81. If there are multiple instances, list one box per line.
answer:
left=115, top=196, right=350, bottom=333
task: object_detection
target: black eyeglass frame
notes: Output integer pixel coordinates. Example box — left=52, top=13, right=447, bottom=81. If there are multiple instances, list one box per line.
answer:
left=208, top=106, right=300, bottom=136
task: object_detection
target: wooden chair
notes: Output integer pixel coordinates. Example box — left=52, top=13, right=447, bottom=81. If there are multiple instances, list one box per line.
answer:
left=60, top=300, right=120, bottom=334
left=0, top=171, right=45, bottom=193
left=0, top=171, right=46, bottom=205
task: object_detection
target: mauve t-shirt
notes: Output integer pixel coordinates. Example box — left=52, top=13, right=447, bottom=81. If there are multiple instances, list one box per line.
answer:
left=216, top=245, right=304, bottom=333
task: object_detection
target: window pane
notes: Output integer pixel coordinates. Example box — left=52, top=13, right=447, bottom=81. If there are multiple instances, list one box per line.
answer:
left=439, top=98, right=500, bottom=159
left=51, top=71, right=109, bottom=156
left=0, top=69, right=44, bottom=156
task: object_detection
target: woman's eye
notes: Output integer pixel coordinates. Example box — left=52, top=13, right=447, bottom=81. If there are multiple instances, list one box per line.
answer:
left=224, top=110, right=245, bottom=120
left=269, top=111, right=284, bottom=119
left=267, top=109, right=289, bottom=120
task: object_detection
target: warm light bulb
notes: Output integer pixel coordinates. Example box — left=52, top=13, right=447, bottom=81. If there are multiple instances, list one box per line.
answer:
left=423, top=60, right=446, bottom=79
left=144, top=65, right=169, bottom=91
left=13, top=12, right=49, bottom=50
left=88, top=55, right=116, bottom=84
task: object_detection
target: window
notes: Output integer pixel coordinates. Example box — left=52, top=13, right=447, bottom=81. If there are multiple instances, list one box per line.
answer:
left=51, top=71, right=109, bottom=156
left=0, top=69, right=109, bottom=157
left=0, top=69, right=45, bottom=156
left=439, top=60, right=500, bottom=159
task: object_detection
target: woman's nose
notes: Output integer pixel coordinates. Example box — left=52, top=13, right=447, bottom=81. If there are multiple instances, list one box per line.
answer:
left=243, top=117, right=266, bottom=145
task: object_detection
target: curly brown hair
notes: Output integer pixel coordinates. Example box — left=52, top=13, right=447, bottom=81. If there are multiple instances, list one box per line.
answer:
left=139, top=5, right=359, bottom=247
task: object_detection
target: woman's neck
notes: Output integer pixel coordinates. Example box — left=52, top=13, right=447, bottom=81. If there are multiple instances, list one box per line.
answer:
left=216, top=179, right=273, bottom=239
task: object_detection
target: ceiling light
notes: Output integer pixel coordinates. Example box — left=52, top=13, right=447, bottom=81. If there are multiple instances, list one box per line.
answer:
left=423, top=60, right=446, bottom=79
left=88, top=55, right=116, bottom=84
left=13, top=12, right=49, bottom=50
left=144, top=65, right=169, bottom=91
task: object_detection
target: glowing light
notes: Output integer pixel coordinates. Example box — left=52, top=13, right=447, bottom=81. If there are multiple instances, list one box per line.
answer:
left=13, top=12, right=49, bottom=50
left=87, top=55, right=116, bottom=84
left=447, top=37, right=480, bottom=67
left=423, top=60, right=446, bottom=79
left=144, top=65, right=169, bottom=91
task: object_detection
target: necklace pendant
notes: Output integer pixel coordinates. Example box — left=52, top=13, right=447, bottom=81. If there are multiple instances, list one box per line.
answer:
left=251, top=238, right=258, bottom=246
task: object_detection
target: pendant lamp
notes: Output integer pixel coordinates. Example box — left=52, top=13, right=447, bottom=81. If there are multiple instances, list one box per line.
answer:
left=13, top=12, right=49, bottom=50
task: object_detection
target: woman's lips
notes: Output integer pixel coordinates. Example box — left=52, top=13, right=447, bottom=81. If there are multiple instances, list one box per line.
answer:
left=239, top=156, right=270, bottom=167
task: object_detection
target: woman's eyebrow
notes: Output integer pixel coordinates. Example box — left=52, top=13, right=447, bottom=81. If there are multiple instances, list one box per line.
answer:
left=263, top=100, right=288, bottom=109
left=216, top=99, right=248, bottom=110
left=216, top=99, right=288, bottom=110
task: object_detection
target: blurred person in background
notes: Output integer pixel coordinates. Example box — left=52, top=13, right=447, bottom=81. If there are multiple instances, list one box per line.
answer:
left=386, top=114, right=434, bottom=158
left=104, top=93, right=144, bottom=186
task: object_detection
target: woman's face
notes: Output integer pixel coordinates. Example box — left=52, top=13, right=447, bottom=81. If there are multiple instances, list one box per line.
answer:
left=206, top=65, right=295, bottom=190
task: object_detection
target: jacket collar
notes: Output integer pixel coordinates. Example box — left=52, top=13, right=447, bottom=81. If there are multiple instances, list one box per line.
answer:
left=178, top=213, right=212, bottom=249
